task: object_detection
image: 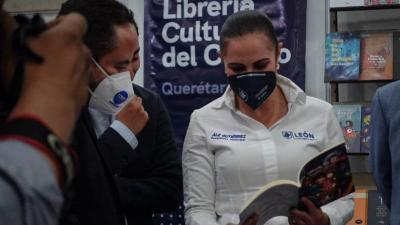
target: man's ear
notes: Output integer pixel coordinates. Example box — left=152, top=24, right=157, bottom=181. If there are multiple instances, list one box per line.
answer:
left=88, top=61, right=102, bottom=89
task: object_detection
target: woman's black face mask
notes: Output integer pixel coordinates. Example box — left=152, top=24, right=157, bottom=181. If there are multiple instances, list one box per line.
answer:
left=228, top=71, right=277, bottom=110
left=0, top=14, right=46, bottom=112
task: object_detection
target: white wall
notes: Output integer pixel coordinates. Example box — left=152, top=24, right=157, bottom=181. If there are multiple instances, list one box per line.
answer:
left=305, top=0, right=328, bottom=100
left=4, top=0, right=63, bottom=12
left=125, top=0, right=144, bottom=86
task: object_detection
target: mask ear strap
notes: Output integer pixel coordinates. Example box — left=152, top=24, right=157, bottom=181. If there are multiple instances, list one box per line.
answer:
left=87, top=87, right=96, bottom=96
left=90, top=57, right=111, bottom=79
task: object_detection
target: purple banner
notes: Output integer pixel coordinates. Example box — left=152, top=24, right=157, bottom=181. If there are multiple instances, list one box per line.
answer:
left=144, top=0, right=307, bottom=152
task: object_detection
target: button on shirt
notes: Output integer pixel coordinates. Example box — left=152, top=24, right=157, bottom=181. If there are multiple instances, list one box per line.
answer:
left=182, top=75, right=354, bottom=225
left=88, top=106, right=138, bottom=149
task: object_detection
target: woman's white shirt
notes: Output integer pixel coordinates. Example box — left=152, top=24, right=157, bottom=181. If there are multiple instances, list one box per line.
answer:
left=182, top=75, right=354, bottom=225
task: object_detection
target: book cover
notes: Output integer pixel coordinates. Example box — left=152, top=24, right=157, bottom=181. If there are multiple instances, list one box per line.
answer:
left=360, top=105, right=371, bottom=153
left=346, top=189, right=368, bottom=225
left=359, top=32, right=393, bottom=80
left=333, top=105, right=362, bottom=153
left=239, top=143, right=354, bottom=225
left=367, top=190, right=390, bottom=225
left=325, top=32, right=361, bottom=81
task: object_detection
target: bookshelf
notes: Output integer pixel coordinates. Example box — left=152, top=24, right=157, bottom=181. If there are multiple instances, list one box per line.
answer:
left=330, top=4, right=400, bottom=11
left=326, top=0, right=400, bottom=190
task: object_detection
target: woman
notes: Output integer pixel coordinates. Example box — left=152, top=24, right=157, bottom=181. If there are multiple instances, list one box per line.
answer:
left=182, top=10, right=354, bottom=225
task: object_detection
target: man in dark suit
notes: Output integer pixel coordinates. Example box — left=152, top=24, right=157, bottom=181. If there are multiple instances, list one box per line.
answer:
left=59, top=1, right=182, bottom=225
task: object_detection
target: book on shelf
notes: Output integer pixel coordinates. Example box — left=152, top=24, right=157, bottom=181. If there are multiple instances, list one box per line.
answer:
left=239, top=143, right=355, bottom=225
left=325, top=32, right=361, bottom=82
left=333, top=104, right=362, bottom=153
left=325, top=30, right=400, bottom=82
left=360, top=32, right=393, bottom=80
left=346, top=189, right=368, bottom=225
left=330, top=0, right=364, bottom=8
left=364, top=0, right=400, bottom=5
left=360, top=105, right=372, bottom=153
left=367, top=190, right=390, bottom=225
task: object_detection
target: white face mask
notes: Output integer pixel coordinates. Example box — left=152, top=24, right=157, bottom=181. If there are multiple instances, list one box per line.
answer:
left=88, top=58, right=135, bottom=115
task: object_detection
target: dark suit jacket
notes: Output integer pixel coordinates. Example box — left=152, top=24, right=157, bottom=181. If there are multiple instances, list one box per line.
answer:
left=98, top=84, right=182, bottom=225
left=60, top=112, right=125, bottom=225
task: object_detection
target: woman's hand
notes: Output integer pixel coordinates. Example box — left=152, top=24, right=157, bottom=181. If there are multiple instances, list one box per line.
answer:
left=289, top=198, right=330, bottom=225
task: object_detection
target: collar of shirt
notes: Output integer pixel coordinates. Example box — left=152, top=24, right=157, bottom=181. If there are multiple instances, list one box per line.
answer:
left=213, top=74, right=306, bottom=111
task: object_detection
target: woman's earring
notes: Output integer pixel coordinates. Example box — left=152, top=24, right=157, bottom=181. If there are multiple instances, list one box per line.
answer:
left=276, top=63, right=280, bottom=70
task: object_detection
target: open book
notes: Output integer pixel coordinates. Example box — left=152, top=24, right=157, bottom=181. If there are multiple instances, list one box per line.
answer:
left=239, top=143, right=355, bottom=225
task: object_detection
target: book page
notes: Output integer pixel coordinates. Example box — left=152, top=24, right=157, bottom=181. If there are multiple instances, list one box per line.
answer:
left=239, top=181, right=298, bottom=225
left=298, top=143, right=354, bottom=208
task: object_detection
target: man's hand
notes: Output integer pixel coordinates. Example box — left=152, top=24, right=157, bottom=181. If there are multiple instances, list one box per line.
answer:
left=116, top=96, right=149, bottom=135
left=289, top=198, right=330, bottom=225
left=10, top=13, right=90, bottom=143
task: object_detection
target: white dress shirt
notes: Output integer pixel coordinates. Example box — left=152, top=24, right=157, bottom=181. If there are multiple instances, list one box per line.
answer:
left=182, top=75, right=354, bottom=225
left=88, top=106, right=138, bottom=149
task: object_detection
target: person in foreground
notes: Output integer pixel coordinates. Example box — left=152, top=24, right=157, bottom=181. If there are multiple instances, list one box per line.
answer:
left=59, top=0, right=182, bottom=224
left=369, top=80, right=400, bottom=225
left=0, top=0, right=90, bottom=224
left=182, top=10, right=354, bottom=225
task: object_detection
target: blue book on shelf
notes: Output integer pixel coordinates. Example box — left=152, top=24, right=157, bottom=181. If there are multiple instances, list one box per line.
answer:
left=325, top=32, right=361, bottom=81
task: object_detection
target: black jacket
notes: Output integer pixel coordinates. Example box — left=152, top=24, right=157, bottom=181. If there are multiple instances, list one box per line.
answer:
left=98, top=84, right=182, bottom=225
left=60, top=111, right=126, bottom=225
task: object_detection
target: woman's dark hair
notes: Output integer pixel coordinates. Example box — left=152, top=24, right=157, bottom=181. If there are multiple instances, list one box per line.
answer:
left=59, top=0, right=138, bottom=61
left=220, top=10, right=278, bottom=55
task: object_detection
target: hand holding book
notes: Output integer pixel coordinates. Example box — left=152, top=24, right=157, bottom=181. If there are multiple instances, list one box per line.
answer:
left=289, top=197, right=330, bottom=225
left=230, top=198, right=331, bottom=225
left=238, top=143, right=354, bottom=225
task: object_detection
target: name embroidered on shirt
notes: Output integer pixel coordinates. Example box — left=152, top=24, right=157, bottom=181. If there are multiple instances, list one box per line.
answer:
left=210, top=132, right=246, bottom=141
left=281, top=130, right=316, bottom=141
